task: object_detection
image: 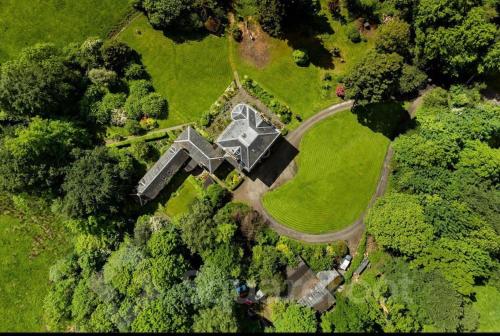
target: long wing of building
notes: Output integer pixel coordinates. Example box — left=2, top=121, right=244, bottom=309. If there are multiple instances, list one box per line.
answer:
left=136, top=126, right=225, bottom=204
left=174, top=126, right=225, bottom=173
left=136, top=143, right=190, bottom=203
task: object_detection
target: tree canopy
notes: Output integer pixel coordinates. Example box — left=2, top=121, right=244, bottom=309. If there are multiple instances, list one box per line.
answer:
left=414, top=0, right=499, bottom=78
left=0, top=44, right=81, bottom=119
left=0, top=117, right=89, bottom=194
left=344, top=51, right=404, bottom=105
left=62, top=147, right=136, bottom=222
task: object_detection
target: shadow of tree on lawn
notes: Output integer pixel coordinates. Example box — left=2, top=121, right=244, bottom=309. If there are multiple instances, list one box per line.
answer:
left=352, top=101, right=416, bottom=140
left=283, top=11, right=335, bottom=69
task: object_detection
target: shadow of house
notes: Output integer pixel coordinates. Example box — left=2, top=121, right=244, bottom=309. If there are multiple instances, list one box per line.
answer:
left=245, top=137, right=298, bottom=188
left=352, top=101, right=416, bottom=140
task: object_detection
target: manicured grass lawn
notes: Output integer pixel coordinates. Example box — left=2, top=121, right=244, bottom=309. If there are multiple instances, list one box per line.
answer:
left=263, top=110, right=389, bottom=234
left=163, top=175, right=202, bottom=218
left=232, top=0, right=376, bottom=127
left=118, top=15, right=233, bottom=127
left=473, top=285, right=500, bottom=332
left=0, top=0, right=131, bottom=61
left=0, top=213, right=71, bottom=331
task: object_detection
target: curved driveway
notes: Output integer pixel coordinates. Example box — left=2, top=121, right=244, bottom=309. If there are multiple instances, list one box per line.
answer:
left=233, top=100, right=394, bottom=245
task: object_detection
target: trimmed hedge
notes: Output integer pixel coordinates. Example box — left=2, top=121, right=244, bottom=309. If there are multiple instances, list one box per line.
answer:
left=108, top=129, right=169, bottom=148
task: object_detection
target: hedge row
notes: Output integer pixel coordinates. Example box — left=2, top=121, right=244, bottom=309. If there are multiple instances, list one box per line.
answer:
left=241, top=76, right=292, bottom=124
left=108, top=129, right=170, bottom=148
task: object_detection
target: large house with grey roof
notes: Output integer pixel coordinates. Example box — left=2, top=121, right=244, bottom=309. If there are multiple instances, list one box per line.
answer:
left=135, top=103, right=280, bottom=204
left=217, top=104, right=280, bottom=172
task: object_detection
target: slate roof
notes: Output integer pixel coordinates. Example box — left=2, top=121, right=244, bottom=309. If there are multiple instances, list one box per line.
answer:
left=216, top=104, right=280, bottom=172
left=175, top=126, right=225, bottom=173
left=136, top=144, right=189, bottom=201
left=287, top=260, right=339, bottom=313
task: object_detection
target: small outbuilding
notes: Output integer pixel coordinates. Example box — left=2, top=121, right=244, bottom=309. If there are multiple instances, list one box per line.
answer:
left=354, top=258, right=370, bottom=277
left=287, top=259, right=343, bottom=313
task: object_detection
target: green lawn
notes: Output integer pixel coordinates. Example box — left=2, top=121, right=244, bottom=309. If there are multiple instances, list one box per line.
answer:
left=232, top=0, right=376, bottom=127
left=163, top=175, right=202, bottom=218
left=0, top=0, right=131, bottom=61
left=118, top=15, right=233, bottom=127
left=0, top=212, right=71, bottom=331
left=473, top=285, right=500, bottom=332
left=263, top=110, right=390, bottom=234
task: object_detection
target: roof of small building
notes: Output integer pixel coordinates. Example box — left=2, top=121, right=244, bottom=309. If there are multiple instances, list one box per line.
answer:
left=287, top=259, right=338, bottom=313
left=175, top=126, right=225, bottom=173
left=217, top=104, right=280, bottom=172
left=136, top=143, right=190, bottom=201
left=354, top=258, right=370, bottom=276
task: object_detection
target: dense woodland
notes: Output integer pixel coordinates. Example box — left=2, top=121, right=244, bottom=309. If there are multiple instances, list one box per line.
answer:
left=0, top=0, right=499, bottom=333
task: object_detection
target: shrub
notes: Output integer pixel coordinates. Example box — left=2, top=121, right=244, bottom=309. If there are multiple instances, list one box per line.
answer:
left=129, top=80, right=153, bottom=98
left=399, top=65, right=428, bottom=96
left=125, top=119, right=143, bottom=135
left=335, top=85, right=345, bottom=98
left=346, top=25, right=361, bottom=43
left=141, top=93, right=168, bottom=119
left=423, top=87, right=449, bottom=108
left=79, top=84, right=107, bottom=120
left=110, top=108, right=127, bottom=127
left=322, top=72, right=333, bottom=81
left=125, top=63, right=148, bottom=80
left=200, top=111, right=213, bottom=127
left=125, top=96, right=143, bottom=120
left=277, top=105, right=292, bottom=123
left=292, top=49, right=310, bottom=66
left=130, top=142, right=156, bottom=162
left=101, top=41, right=136, bottom=74
left=225, top=170, right=243, bottom=191
left=88, top=68, right=118, bottom=87
left=203, top=184, right=229, bottom=209
left=94, top=92, right=126, bottom=125
left=124, top=80, right=157, bottom=120
left=139, top=117, right=158, bottom=131
left=330, top=46, right=341, bottom=57
left=231, top=27, right=243, bottom=42
left=375, top=17, right=411, bottom=55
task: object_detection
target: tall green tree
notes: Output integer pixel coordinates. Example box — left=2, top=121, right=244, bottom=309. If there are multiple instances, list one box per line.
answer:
left=132, top=283, right=194, bottom=332
left=62, top=147, right=135, bottom=221
left=344, top=51, right=404, bottom=105
left=0, top=117, right=89, bottom=194
left=193, top=306, right=238, bottom=332
left=375, top=17, right=411, bottom=55
left=0, top=43, right=81, bottom=119
left=414, top=1, right=498, bottom=78
left=270, top=301, right=317, bottom=333
left=367, top=193, right=435, bottom=257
